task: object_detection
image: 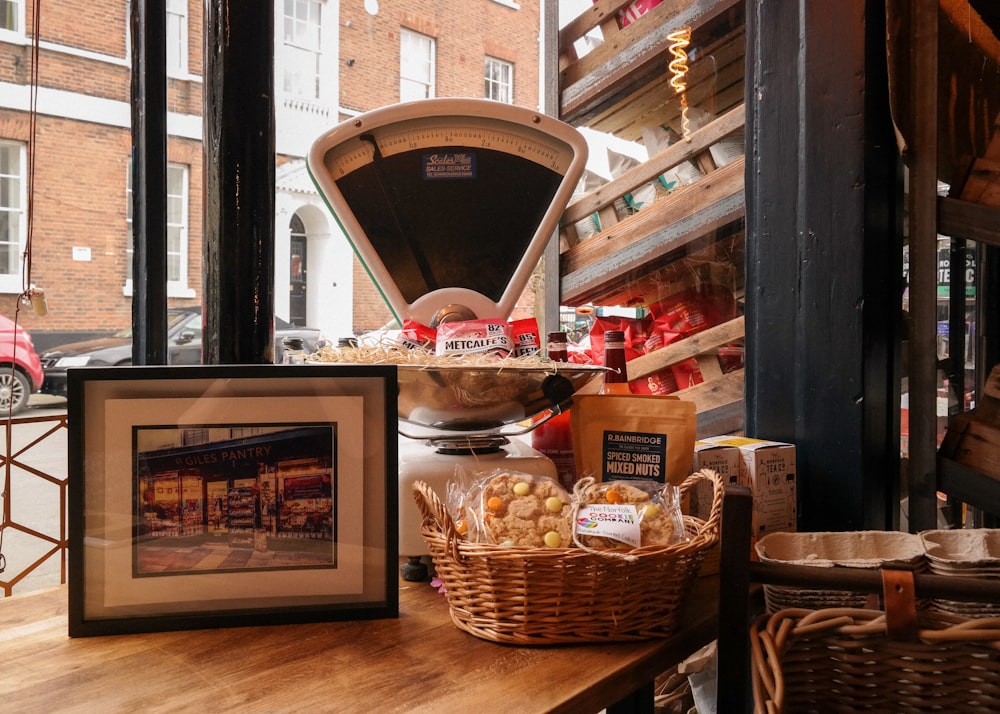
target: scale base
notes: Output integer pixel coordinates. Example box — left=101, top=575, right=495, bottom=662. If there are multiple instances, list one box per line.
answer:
left=397, top=435, right=557, bottom=579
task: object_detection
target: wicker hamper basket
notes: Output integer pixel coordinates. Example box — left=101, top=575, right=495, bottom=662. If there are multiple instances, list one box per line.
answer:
left=412, top=469, right=723, bottom=645
left=751, top=606, right=1000, bottom=713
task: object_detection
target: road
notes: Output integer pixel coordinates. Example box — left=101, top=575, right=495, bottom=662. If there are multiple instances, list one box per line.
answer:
left=1, top=393, right=69, bottom=595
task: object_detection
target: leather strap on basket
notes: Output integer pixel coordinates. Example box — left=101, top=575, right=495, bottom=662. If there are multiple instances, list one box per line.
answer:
left=881, top=568, right=918, bottom=641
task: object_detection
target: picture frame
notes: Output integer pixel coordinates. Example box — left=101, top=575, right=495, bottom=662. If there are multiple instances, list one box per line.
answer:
left=67, top=364, right=398, bottom=637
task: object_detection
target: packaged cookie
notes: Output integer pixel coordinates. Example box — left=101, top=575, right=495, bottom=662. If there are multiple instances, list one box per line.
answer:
left=444, top=467, right=483, bottom=542
left=573, top=478, right=686, bottom=549
left=478, top=470, right=573, bottom=548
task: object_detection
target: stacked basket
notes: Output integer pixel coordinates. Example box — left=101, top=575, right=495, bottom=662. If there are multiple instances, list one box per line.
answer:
left=412, top=469, right=723, bottom=645
left=921, top=529, right=1000, bottom=618
left=754, top=530, right=926, bottom=612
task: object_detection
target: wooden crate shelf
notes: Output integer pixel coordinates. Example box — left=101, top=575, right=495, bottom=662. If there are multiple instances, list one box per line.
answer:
left=558, top=0, right=747, bottom=432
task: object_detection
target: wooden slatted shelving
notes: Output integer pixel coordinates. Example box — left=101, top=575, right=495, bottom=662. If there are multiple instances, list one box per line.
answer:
left=557, top=0, right=747, bottom=435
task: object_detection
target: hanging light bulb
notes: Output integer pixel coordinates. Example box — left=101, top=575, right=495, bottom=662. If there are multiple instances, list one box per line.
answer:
left=667, top=26, right=692, bottom=139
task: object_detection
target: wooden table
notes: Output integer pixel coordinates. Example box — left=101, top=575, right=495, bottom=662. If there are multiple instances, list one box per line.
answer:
left=1, top=574, right=718, bottom=714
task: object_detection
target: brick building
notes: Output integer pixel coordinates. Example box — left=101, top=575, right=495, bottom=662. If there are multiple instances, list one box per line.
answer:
left=0, top=0, right=542, bottom=352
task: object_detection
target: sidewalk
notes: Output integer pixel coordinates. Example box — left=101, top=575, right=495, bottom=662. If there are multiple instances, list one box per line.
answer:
left=137, top=535, right=335, bottom=573
left=28, top=393, right=67, bottom=408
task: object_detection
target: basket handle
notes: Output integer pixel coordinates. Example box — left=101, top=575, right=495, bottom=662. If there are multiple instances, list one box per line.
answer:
left=412, top=479, right=464, bottom=562
left=680, top=468, right=725, bottom=536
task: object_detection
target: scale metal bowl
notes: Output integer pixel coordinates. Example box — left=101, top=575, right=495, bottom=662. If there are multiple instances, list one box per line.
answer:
left=395, top=362, right=605, bottom=437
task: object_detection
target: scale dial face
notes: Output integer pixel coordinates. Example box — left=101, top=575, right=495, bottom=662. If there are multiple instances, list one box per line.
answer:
left=308, top=99, right=589, bottom=326
left=321, top=115, right=578, bottom=178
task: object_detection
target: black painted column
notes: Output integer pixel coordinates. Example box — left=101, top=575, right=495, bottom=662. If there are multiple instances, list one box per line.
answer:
left=130, top=0, right=168, bottom=365
left=203, top=1, right=276, bottom=364
left=744, top=0, right=901, bottom=530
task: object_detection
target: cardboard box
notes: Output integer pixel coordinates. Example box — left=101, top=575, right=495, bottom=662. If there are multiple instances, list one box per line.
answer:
left=690, top=441, right=742, bottom=576
left=698, top=436, right=797, bottom=537
left=690, top=441, right=742, bottom=520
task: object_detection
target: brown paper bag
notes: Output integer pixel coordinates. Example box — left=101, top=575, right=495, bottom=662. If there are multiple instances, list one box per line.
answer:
left=571, top=394, right=696, bottom=486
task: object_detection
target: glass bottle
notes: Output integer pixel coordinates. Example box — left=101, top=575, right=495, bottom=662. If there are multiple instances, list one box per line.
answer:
left=531, top=332, right=577, bottom=489
left=281, top=336, right=306, bottom=364
left=601, top=329, right=631, bottom=394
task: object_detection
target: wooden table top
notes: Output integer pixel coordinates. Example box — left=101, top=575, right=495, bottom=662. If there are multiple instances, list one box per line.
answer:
left=1, top=573, right=718, bottom=714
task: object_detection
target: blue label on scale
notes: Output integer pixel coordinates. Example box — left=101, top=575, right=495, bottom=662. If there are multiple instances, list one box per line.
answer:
left=423, top=152, right=476, bottom=179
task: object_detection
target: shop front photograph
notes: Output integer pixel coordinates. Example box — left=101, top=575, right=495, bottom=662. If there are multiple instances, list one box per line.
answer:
left=134, top=425, right=336, bottom=575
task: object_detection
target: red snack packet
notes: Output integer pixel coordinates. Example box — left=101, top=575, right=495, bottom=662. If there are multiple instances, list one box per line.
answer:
left=647, top=284, right=737, bottom=348
left=631, top=368, right=678, bottom=395
left=645, top=285, right=738, bottom=391
left=510, top=318, right=541, bottom=358
left=435, top=318, right=513, bottom=358
left=587, top=315, right=651, bottom=366
left=718, top=343, right=745, bottom=373
left=399, top=319, right=436, bottom=352
left=567, top=341, right=593, bottom=364
left=671, top=358, right=704, bottom=390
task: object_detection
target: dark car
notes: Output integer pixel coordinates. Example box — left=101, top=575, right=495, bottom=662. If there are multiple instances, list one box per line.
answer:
left=0, top=314, right=45, bottom=415
left=40, top=308, right=325, bottom=396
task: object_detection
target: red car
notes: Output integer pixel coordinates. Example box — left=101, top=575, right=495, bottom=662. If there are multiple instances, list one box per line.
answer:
left=0, top=315, right=44, bottom=416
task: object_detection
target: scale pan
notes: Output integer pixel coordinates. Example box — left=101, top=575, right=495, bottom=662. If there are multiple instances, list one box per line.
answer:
left=396, top=363, right=605, bottom=434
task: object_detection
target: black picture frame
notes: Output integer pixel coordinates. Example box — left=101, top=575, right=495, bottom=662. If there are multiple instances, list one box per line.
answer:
left=68, top=364, right=398, bottom=637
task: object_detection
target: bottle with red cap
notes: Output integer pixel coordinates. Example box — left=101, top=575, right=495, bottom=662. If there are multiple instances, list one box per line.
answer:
left=601, top=329, right=631, bottom=394
left=531, top=331, right=577, bottom=490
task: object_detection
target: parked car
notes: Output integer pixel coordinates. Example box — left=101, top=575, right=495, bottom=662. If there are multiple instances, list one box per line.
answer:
left=0, top=315, right=45, bottom=415
left=40, top=308, right=325, bottom=396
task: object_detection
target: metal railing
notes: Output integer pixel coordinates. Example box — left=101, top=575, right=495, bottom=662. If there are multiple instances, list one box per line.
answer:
left=0, top=412, right=69, bottom=596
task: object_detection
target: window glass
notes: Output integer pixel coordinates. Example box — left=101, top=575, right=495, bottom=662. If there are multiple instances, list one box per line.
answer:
left=283, top=0, right=322, bottom=99
left=485, top=57, right=513, bottom=103
left=1, top=0, right=21, bottom=33
left=127, top=163, right=189, bottom=288
left=166, top=166, right=186, bottom=282
left=165, top=0, right=188, bottom=75
left=0, top=141, right=24, bottom=281
left=400, top=29, right=435, bottom=101
left=175, top=311, right=202, bottom=341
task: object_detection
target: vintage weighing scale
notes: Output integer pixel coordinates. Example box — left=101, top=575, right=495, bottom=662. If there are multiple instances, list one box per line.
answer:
left=307, top=99, right=603, bottom=576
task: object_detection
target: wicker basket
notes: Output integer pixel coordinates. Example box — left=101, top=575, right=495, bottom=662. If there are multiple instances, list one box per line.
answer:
left=751, top=607, right=1000, bottom=713
left=754, top=530, right=926, bottom=612
left=412, top=469, right=723, bottom=645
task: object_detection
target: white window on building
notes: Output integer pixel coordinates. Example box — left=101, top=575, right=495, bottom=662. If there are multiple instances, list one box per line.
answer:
left=166, top=0, right=188, bottom=75
left=126, top=163, right=194, bottom=297
left=400, top=29, right=435, bottom=102
left=282, top=0, right=322, bottom=99
left=485, top=57, right=514, bottom=103
left=0, top=140, right=25, bottom=293
left=0, top=0, right=22, bottom=35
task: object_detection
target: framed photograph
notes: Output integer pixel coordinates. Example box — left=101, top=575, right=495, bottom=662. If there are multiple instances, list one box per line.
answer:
left=67, top=364, right=398, bottom=637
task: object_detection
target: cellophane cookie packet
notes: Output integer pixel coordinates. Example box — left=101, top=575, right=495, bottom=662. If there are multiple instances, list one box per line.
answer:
left=571, top=477, right=686, bottom=549
left=447, top=469, right=574, bottom=548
